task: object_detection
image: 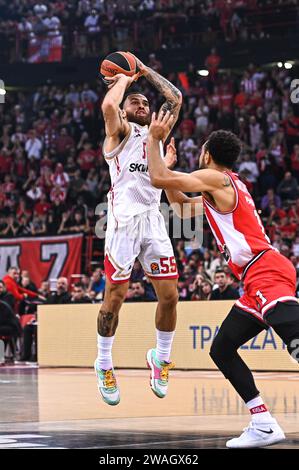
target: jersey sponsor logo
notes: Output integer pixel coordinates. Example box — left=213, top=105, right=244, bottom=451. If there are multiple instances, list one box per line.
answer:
left=129, top=163, right=148, bottom=173
left=150, top=262, right=160, bottom=274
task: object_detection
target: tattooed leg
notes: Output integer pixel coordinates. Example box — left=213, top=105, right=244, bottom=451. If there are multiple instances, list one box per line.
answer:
left=97, top=280, right=129, bottom=337
left=98, top=310, right=119, bottom=337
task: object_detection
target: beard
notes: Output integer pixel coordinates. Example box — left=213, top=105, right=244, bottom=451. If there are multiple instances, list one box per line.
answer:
left=125, top=110, right=151, bottom=126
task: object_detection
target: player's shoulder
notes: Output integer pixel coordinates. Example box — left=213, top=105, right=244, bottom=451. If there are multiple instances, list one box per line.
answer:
left=193, top=169, right=238, bottom=191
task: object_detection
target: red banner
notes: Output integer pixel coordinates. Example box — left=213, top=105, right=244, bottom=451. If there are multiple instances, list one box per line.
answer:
left=0, top=234, right=83, bottom=286
left=28, top=35, right=63, bottom=63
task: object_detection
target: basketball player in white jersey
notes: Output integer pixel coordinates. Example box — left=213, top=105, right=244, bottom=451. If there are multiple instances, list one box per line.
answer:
left=146, top=111, right=299, bottom=448
left=94, top=56, right=182, bottom=406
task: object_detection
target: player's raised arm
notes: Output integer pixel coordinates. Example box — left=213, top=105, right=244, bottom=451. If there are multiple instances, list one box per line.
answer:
left=164, top=136, right=203, bottom=218
left=130, top=53, right=182, bottom=140
left=101, top=74, right=137, bottom=138
left=147, top=111, right=224, bottom=193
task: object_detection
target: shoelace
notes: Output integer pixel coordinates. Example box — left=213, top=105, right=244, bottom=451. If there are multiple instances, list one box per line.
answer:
left=104, top=370, right=117, bottom=389
left=160, top=362, right=175, bottom=382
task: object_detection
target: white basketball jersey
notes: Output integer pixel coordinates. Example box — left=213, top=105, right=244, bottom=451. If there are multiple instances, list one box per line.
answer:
left=103, top=122, right=162, bottom=226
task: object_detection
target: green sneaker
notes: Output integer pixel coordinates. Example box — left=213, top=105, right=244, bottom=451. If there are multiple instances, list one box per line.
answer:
left=146, top=348, right=175, bottom=398
left=94, top=360, right=120, bottom=406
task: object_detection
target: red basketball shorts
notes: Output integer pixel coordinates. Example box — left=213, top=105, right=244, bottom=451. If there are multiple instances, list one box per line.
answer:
left=235, top=249, right=297, bottom=323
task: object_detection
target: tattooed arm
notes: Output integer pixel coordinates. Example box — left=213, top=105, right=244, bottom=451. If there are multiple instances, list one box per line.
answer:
left=131, top=54, right=182, bottom=140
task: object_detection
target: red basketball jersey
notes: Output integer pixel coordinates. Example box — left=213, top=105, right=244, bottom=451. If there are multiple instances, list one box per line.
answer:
left=203, top=171, right=274, bottom=280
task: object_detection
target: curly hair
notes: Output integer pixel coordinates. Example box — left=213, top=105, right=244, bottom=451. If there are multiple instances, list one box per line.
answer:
left=205, top=130, right=241, bottom=168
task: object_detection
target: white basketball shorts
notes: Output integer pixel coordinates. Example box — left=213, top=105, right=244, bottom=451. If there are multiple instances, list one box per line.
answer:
left=104, top=209, right=178, bottom=284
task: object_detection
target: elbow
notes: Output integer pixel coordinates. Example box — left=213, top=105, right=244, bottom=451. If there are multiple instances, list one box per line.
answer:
left=150, top=176, right=164, bottom=189
left=101, top=98, right=117, bottom=113
left=151, top=176, right=163, bottom=189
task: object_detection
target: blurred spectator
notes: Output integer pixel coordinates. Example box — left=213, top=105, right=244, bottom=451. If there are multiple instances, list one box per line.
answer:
left=84, top=9, right=101, bottom=55
left=71, top=282, right=92, bottom=303
left=238, top=153, right=259, bottom=186
left=143, top=277, right=157, bottom=301
left=88, top=268, right=105, bottom=299
left=21, top=270, right=37, bottom=292
left=25, top=130, right=43, bottom=161
left=38, top=281, right=50, bottom=298
left=51, top=163, right=70, bottom=189
left=210, top=269, right=240, bottom=301
left=55, top=128, right=75, bottom=163
left=126, top=281, right=148, bottom=302
left=201, top=279, right=213, bottom=300
left=277, top=172, right=299, bottom=201
left=46, top=277, right=71, bottom=304
left=58, top=209, right=89, bottom=234
left=205, top=47, right=221, bottom=81
left=0, top=280, right=22, bottom=363
left=0, top=280, right=15, bottom=310
left=3, top=267, right=40, bottom=303
left=261, top=188, right=282, bottom=212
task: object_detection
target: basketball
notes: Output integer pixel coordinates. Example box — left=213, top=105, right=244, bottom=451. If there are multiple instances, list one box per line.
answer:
left=100, top=51, right=137, bottom=80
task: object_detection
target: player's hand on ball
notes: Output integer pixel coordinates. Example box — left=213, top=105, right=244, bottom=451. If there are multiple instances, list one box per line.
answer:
left=126, top=52, right=146, bottom=76
left=105, top=73, right=140, bottom=90
left=149, top=111, right=174, bottom=140
left=165, top=137, right=177, bottom=169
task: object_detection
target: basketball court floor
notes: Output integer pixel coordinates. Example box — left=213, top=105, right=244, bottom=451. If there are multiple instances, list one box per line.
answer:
left=0, top=366, right=299, bottom=449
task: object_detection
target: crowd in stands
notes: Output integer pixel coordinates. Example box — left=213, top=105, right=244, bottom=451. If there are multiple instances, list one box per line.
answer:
left=0, top=0, right=298, bottom=63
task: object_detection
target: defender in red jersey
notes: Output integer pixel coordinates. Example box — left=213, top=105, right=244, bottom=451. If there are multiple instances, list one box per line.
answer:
left=146, top=111, right=299, bottom=448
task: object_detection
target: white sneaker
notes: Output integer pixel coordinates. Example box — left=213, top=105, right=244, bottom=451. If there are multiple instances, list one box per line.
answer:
left=226, top=419, right=286, bottom=448
left=94, top=360, right=120, bottom=406
left=146, top=348, right=175, bottom=399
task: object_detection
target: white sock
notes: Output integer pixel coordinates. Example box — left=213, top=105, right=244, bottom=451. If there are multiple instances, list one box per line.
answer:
left=246, top=395, right=273, bottom=423
left=96, top=334, right=115, bottom=370
left=156, top=329, right=175, bottom=362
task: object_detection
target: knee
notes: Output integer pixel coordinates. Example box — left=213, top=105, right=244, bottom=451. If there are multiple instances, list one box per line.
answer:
left=209, top=333, right=236, bottom=365
left=158, top=288, right=178, bottom=309
left=209, top=336, right=222, bottom=364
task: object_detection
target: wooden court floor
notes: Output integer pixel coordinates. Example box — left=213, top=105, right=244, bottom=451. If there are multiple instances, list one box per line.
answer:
left=0, top=366, right=298, bottom=449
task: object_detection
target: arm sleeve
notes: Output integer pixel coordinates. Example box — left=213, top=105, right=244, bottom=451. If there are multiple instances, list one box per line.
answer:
left=4, top=279, right=25, bottom=301
left=18, top=286, right=39, bottom=298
